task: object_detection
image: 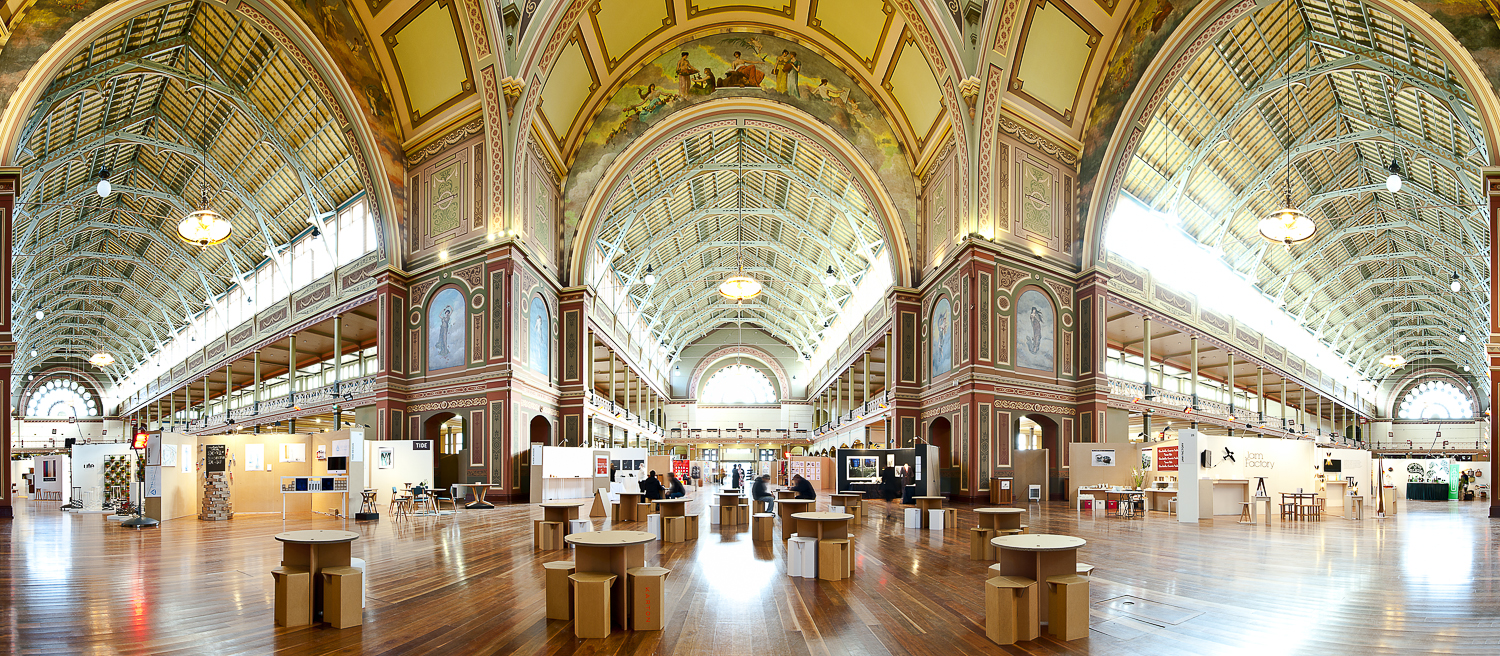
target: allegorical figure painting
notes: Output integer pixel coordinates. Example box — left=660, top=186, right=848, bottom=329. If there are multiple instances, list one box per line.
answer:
left=932, top=297, right=952, bottom=377
left=428, top=287, right=466, bottom=371
left=528, top=296, right=550, bottom=376
left=1015, top=289, right=1055, bottom=372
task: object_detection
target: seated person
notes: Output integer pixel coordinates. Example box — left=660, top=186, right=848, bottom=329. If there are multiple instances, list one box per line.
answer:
left=790, top=474, right=816, bottom=500
left=667, top=472, right=686, bottom=499
left=751, top=474, right=775, bottom=512
left=640, top=470, right=666, bottom=500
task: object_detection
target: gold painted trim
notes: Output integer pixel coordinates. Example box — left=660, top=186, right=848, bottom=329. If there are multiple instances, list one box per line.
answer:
left=587, top=0, right=678, bottom=73
left=1006, top=0, right=1101, bottom=127
left=383, top=0, right=478, bottom=130
left=808, top=0, right=895, bottom=72
left=686, top=0, right=796, bottom=19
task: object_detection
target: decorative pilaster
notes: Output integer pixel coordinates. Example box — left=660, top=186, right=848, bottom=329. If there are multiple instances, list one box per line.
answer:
left=1485, top=168, right=1500, bottom=518
left=0, top=169, right=15, bottom=519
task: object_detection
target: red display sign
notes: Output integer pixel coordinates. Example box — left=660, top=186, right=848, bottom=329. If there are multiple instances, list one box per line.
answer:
left=672, top=459, right=690, bottom=476
left=1156, top=446, right=1179, bottom=472
left=131, top=431, right=149, bottom=451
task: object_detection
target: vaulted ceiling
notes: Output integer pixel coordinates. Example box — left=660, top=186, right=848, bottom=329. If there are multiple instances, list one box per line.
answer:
left=1120, top=0, right=1488, bottom=386
left=590, top=124, right=884, bottom=357
left=12, top=1, right=366, bottom=382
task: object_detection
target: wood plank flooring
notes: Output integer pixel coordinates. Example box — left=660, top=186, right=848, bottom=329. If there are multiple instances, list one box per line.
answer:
left=2, top=491, right=1494, bottom=655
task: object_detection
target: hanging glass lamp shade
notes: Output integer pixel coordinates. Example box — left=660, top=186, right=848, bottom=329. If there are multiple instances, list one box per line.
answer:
left=178, top=207, right=232, bottom=246
left=718, top=274, right=762, bottom=301
left=87, top=352, right=115, bottom=367
left=1258, top=205, right=1315, bottom=249
left=1378, top=353, right=1406, bottom=369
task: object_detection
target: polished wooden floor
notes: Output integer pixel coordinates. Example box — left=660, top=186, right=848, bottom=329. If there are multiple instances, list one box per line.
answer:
left=2, top=490, right=1495, bottom=655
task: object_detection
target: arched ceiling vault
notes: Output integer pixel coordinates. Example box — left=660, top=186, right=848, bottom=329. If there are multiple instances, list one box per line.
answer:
left=1120, top=0, right=1489, bottom=387
left=588, top=124, right=886, bottom=358
left=9, top=1, right=368, bottom=381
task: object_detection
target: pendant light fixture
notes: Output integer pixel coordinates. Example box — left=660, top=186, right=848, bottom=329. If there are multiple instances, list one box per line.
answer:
left=718, top=128, right=762, bottom=302
left=1450, top=271, right=1461, bottom=293
left=95, top=166, right=113, bottom=198
left=1385, top=159, right=1403, bottom=193
left=1258, top=1, right=1316, bottom=250
left=177, top=181, right=232, bottom=247
left=643, top=264, right=657, bottom=286
left=1378, top=316, right=1405, bottom=369
left=88, top=351, right=116, bottom=367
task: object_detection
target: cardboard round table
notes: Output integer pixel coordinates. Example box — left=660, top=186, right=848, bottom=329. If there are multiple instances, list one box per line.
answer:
left=912, top=496, right=945, bottom=528
left=790, top=511, right=852, bottom=541
left=454, top=483, right=496, bottom=509
left=540, top=500, right=589, bottom=533
left=652, top=498, right=689, bottom=518
left=275, top=530, right=359, bottom=621
left=564, top=530, right=657, bottom=631
left=975, top=507, right=1024, bottom=531
left=617, top=492, right=646, bottom=521
left=776, top=489, right=798, bottom=500
left=775, top=499, right=815, bottom=539
left=990, top=534, right=1086, bottom=621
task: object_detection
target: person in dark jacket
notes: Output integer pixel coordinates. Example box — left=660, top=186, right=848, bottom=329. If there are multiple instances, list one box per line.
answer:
left=732, top=465, right=743, bottom=490
left=640, top=470, right=666, bottom=500
left=880, top=467, right=901, bottom=519
left=752, top=474, right=775, bottom=512
left=790, top=474, right=816, bottom=500
left=667, top=472, right=686, bottom=499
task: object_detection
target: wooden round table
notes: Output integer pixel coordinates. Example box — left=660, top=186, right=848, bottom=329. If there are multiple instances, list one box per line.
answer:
left=454, top=483, right=496, bottom=509
left=990, top=534, right=1086, bottom=621
left=652, top=498, right=689, bottom=518
left=775, top=499, right=815, bottom=539
left=564, top=531, right=658, bottom=631
left=912, top=496, right=945, bottom=528
left=790, top=511, right=853, bottom=541
left=617, top=492, right=647, bottom=521
left=275, top=530, right=359, bottom=620
left=540, top=501, right=588, bottom=530
left=975, top=507, right=1025, bottom=531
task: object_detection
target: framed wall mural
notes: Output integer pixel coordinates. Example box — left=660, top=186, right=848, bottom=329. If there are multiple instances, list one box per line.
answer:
left=528, top=296, right=550, bottom=376
left=1015, top=288, right=1055, bottom=372
left=428, top=287, right=467, bottom=371
left=931, top=297, right=953, bottom=377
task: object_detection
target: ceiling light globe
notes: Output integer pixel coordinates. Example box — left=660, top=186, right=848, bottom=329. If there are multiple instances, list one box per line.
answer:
left=96, top=178, right=112, bottom=198
left=1257, top=206, right=1315, bottom=249
left=1460, top=333, right=1468, bottom=343
left=1451, top=279, right=1462, bottom=293
left=34, top=310, right=43, bottom=321
left=644, top=272, right=657, bottom=285
left=1378, top=353, right=1406, bottom=369
left=87, top=352, right=115, bottom=367
left=1385, top=173, right=1401, bottom=194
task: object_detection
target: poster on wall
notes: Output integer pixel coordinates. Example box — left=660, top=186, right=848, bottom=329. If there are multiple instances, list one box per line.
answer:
left=145, top=467, right=161, bottom=498
left=1157, top=446, right=1180, bottom=472
left=377, top=447, right=394, bottom=469
left=181, top=445, right=193, bottom=473
left=280, top=443, right=306, bottom=463
left=1140, top=448, right=1152, bottom=471
left=847, top=456, right=877, bottom=480
left=596, top=456, right=609, bottom=476
left=672, top=459, right=690, bottom=477
left=244, top=444, right=265, bottom=472
left=332, top=440, right=350, bottom=457
left=162, top=444, right=178, bottom=468
left=1092, top=449, right=1115, bottom=466
left=41, top=459, right=56, bottom=481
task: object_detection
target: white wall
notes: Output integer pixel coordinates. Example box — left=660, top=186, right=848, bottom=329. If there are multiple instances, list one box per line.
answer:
left=364, top=440, right=436, bottom=508
left=70, top=443, right=131, bottom=503
left=11, top=458, right=34, bottom=498
left=669, top=329, right=809, bottom=399
left=1379, top=420, right=1487, bottom=450
left=1201, top=435, right=1315, bottom=500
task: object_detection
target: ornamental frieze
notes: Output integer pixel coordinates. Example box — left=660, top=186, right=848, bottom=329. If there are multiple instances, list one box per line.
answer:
left=410, top=384, right=488, bottom=400
left=409, top=397, right=488, bottom=413
left=996, top=399, right=1077, bottom=416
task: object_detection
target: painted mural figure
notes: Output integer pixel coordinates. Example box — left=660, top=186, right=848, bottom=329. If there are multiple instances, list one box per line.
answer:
left=529, top=296, right=550, bottom=376
left=1015, top=290, right=1055, bottom=371
left=723, top=51, right=767, bottom=87
left=932, top=298, right=952, bottom=377
left=674, top=52, right=698, bottom=97
left=427, top=287, right=466, bottom=371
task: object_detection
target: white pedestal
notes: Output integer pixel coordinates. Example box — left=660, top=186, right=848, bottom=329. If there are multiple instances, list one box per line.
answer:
left=788, top=537, right=817, bottom=578
left=927, top=508, right=945, bottom=531
left=647, top=513, right=662, bottom=539
left=569, top=519, right=592, bottom=534
left=904, top=507, right=921, bottom=527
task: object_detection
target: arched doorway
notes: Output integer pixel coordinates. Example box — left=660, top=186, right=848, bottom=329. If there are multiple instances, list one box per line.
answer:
left=1016, top=414, right=1060, bottom=501
left=423, top=413, right=464, bottom=491
left=928, top=416, right=954, bottom=494
left=531, top=415, right=553, bottom=447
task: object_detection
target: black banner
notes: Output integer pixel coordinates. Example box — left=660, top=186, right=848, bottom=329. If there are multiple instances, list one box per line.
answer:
left=205, top=444, right=227, bottom=472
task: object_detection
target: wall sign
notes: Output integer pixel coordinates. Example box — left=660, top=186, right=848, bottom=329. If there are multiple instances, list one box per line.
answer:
left=205, top=444, right=227, bottom=473
left=413, top=440, right=433, bottom=451
left=1156, top=445, right=1179, bottom=472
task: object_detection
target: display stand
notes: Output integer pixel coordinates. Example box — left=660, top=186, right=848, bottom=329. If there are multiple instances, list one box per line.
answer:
left=280, top=476, right=350, bottom=519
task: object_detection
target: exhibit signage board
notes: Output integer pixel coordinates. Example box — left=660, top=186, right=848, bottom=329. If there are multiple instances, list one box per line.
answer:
left=205, top=445, right=227, bottom=472
left=1157, top=446, right=1179, bottom=471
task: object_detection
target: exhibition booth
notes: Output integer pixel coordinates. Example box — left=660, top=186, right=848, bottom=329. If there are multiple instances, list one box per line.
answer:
left=832, top=446, right=939, bottom=499
left=528, top=446, right=657, bottom=502
left=69, top=442, right=133, bottom=510
left=1380, top=457, right=1464, bottom=501
left=1069, top=434, right=1373, bottom=520
left=31, top=454, right=67, bottom=502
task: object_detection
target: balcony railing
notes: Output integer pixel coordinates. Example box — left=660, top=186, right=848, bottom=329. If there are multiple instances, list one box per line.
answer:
left=182, top=375, right=376, bottom=431
left=815, top=389, right=894, bottom=436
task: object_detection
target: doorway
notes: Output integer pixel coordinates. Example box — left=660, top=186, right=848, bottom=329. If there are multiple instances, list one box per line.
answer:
left=424, top=412, right=465, bottom=490
left=928, top=416, right=955, bottom=493
left=1017, top=414, right=1061, bottom=500
left=530, top=415, right=553, bottom=446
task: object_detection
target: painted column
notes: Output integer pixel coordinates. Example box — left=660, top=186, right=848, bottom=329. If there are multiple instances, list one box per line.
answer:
left=288, top=334, right=298, bottom=405
left=185, top=380, right=192, bottom=429
left=333, top=314, right=343, bottom=394
left=863, top=353, right=870, bottom=407
left=1189, top=337, right=1199, bottom=428
left=1257, top=367, right=1264, bottom=424
left=1487, top=168, right=1500, bottom=517
left=225, top=364, right=233, bottom=422
left=254, top=352, right=261, bottom=412
left=0, top=169, right=12, bottom=518
left=890, top=288, right=923, bottom=448
left=1226, top=352, right=1236, bottom=419
left=1142, top=316, right=1153, bottom=399
left=557, top=287, right=592, bottom=452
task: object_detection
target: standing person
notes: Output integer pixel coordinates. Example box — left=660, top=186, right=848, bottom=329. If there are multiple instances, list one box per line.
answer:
left=752, top=474, right=775, bottom=512
left=691, top=463, right=702, bottom=487
left=880, top=466, right=901, bottom=520
left=667, top=472, right=686, bottom=499
left=674, top=52, right=697, bottom=97
left=774, top=49, right=791, bottom=93
left=732, top=464, right=743, bottom=490
left=790, top=473, right=816, bottom=500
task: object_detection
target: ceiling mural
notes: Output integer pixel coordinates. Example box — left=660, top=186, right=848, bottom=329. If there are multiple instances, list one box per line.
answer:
left=559, top=32, right=918, bottom=254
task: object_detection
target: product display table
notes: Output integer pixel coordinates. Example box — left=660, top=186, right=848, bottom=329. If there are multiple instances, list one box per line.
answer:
left=564, top=530, right=657, bottom=631
left=617, top=492, right=647, bottom=521
left=1406, top=483, right=1449, bottom=501
left=452, top=483, right=496, bottom=509
left=975, top=507, right=1025, bottom=531
left=912, top=496, right=945, bottom=528
left=1253, top=496, right=1273, bottom=525
left=1280, top=492, right=1318, bottom=519
left=1346, top=496, right=1364, bottom=520
left=275, top=530, right=359, bottom=620
left=989, top=534, right=1085, bottom=622
left=652, top=498, right=689, bottom=518
left=540, top=501, right=588, bottom=531
left=775, top=499, right=816, bottom=539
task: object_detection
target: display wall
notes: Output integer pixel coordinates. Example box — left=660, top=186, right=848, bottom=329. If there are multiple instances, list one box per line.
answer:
left=199, top=433, right=327, bottom=514
left=365, top=439, right=436, bottom=509
left=70, top=443, right=130, bottom=506
left=1066, top=442, right=1143, bottom=499
left=145, top=433, right=199, bottom=521
left=32, top=455, right=67, bottom=501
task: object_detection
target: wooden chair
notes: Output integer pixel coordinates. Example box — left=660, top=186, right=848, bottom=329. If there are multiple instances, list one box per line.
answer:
left=1237, top=502, right=1253, bottom=524
left=390, top=487, right=413, bottom=519
left=431, top=489, right=457, bottom=513
left=359, top=490, right=378, bottom=515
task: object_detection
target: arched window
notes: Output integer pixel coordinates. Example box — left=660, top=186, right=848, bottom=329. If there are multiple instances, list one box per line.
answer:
left=1398, top=380, right=1473, bottom=420
left=701, top=364, right=777, bottom=404
left=27, top=379, right=99, bottom=418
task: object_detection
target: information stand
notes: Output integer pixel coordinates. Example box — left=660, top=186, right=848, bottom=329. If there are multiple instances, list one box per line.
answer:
left=280, top=476, right=350, bottom=519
